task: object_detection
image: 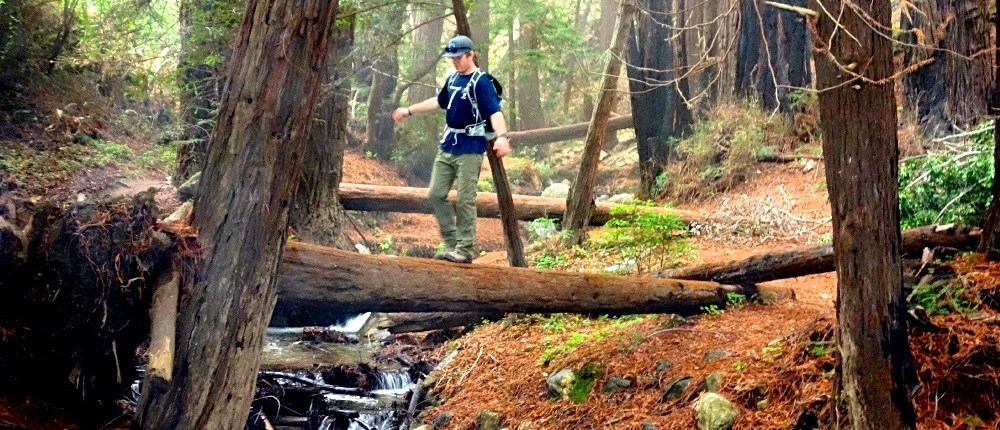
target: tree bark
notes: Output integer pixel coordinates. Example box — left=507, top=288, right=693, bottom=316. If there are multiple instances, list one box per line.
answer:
left=470, top=0, right=491, bottom=70
left=515, top=22, right=546, bottom=130
left=337, top=183, right=705, bottom=225
left=812, top=0, right=917, bottom=425
left=901, top=0, right=993, bottom=134
left=409, top=2, right=446, bottom=103
left=564, top=0, right=636, bottom=244
left=977, top=0, right=1000, bottom=261
left=508, top=114, right=634, bottom=145
left=278, top=242, right=740, bottom=315
left=364, top=312, right=506, bottom=334
left=290, top=16, right=355, bottom=250
left=133, top=2, right=339, bottom=429
left=734, top=0, right=812, bottom=111
left=655, top=224, right=982, bottom=284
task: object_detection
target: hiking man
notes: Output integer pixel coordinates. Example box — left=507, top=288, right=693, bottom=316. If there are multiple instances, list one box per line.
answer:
left=392, top=35, right=510, bottom=263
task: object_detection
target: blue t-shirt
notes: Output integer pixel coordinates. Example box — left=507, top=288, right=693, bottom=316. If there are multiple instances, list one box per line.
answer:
left=436, top=69, right=502, bottom=155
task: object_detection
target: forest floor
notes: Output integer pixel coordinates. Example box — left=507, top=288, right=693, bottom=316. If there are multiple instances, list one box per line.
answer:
left=1, top=80, right=999, bottom=430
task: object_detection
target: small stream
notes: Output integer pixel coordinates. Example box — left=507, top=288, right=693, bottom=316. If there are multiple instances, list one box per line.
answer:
left=254, top=312, right=418, bottom=430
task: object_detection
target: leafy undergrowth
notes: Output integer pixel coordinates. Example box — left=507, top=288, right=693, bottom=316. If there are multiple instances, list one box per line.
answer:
left=420, top=255, right=1000, bottom=430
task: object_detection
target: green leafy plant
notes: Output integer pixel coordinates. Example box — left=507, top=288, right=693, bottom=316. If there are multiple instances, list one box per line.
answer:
left=727, top=292, right=746, bottom=309
left=591, top=201, right=693, bottom=275
left=908, top=280, right=978, bottom=315
left=567, top=363, right=603, bottom=403
left=700, top=304, right=722, bottom=317
left=898, top=122, right=994, bottom=229
left=533, top=249, right=569, bottom=269
left=809, top=340, right=835, bottom=357
left=527, top=217, right=559, bottom=243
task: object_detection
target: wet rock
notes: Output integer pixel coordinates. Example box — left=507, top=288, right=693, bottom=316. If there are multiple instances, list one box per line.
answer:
left=540, top=182, right=570, bottom=198
left=693, top=393, right=739, bottom=430
left=432, top=412, right=453, bottom=428
left=642, top=424, right=659, bottom=430
left=655, top=360, right=673, bottom=371
left=477, top=410, right=502, bottom=430
left=660, top=376, right=693, bottom=402
left=604, top=376, right=632, bottom=393
left=547, top=368, right=575, bottom=399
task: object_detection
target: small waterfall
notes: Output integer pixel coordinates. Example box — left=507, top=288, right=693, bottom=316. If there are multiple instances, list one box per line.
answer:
left=371, top=369, right=413, bottom=395
left=329, top=312, right=371, bottom=334
left=347, top=411, right=397, bottom=430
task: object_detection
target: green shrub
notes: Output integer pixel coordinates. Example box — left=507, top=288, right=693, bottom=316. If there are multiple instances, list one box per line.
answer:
left=898, top=123, right=994, bottom=229
left=590, top=200, right=693, bottom=275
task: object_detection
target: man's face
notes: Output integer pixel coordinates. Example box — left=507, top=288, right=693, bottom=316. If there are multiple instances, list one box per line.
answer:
left=452, top=52, right=475, bottom=74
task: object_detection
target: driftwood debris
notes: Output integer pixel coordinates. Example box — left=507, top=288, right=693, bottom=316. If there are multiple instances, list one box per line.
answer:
left=654, top=224, right=982, bottom=284
left=362, top=312, right=505, bottom=334
left=338, top=183, right=705, bottom=225
left=277, top=242, right=743, bottom=315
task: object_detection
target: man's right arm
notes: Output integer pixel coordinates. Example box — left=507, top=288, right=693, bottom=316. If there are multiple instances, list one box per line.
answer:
left=392, top=97, right=440, bottom=123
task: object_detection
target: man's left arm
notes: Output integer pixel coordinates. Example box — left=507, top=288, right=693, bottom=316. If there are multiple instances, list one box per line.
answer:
left=489, top=112, right=511, bottom=157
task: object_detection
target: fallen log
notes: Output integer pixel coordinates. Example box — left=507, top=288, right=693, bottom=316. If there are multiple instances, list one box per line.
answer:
left=653, top=224, right=982, bottom=284
left=338, top=183, right=705, bottom=226
left=277, top=242, right=742, bottom=315
left=361, top=312, right=505, bottom=334
left=507, top=114, right=634, bottom=146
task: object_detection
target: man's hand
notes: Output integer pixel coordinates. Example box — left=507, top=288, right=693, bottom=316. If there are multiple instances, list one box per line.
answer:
left=493, top=136, right=511, bottom=157
left=391, top=107, right=411, bottom=123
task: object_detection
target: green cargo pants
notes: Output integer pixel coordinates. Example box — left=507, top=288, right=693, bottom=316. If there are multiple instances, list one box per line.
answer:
left=428, top=150, right=484, bottom=259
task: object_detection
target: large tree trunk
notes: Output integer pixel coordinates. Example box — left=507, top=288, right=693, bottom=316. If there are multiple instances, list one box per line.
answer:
left=409, top=2, right=446, bottom=103
left=564, top=0, right=637, bottom=244
left=813, top=0, right=917, bottom=426
left=289, top=15, right=355, bottom=250
left=173, top=0, right=240, bottom=186
left=979, top=2, right=1000, bottom=261
left=278, top=243, right=742, bottom=315
left=901, top=0, right=993, bottom=134
left=470, top=0, right=491, bottom=70
left=364, top=2, right=406, bottom=161
left=133, top=2, right=339, bottom=429
left=626, top=0, right=689, bottom=199
left=733, top=0, right=812, bottom=111
left=337, top=183, right=705, bottom=225
left=656, top=224, right=982, bottom=284
left=509, top=114, right=634, bottom=145
left=515, top=22, right=546, bottom=130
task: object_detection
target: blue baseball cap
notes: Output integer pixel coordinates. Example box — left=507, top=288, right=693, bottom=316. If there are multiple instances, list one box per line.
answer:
left=442, top=35, right=475, bottom=58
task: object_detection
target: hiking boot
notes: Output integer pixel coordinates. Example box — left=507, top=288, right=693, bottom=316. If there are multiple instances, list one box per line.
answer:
left=434, top=243, right=456, bottom=260
left=441, top=250, right=472, bottom=264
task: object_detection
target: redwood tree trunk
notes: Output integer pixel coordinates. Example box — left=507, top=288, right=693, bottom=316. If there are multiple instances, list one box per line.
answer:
left=901, top=0, right=993, bottom=134
left=734, top=0, right=812, bottom=111
left=133, top=2, right=339, bottom=429
left=812, top=0, right=917, bottom=426
left=515, top=22, right=546, bottom=130
left=564, top=0, right=636, bottom=244
left=289, top=15, right=355, bottom=250
left=364, top=2, right=406, bottom=161
left=978, top=0, right=1000, bottom=261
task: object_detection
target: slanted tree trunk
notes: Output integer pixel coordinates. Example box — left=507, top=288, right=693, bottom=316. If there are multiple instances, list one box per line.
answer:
left=901, top=0, right=993, bottom=134
left=289, top=15, right=355, bottom=250
left=812, top=0, right=917, bottom=426
left=563, top=0, right=636, bottom=245
left=452, top=0, right=526, bottom=267
left=626, top=0, right=691, bottom=199
left=173, top=0, right=241, bottom=185
left=133, top=2, right=339, bottom=429
left=364, top=2, right=406, bottom=161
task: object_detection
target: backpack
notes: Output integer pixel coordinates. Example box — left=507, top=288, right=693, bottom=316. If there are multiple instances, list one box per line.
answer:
left=447, top=69, right=504, bottom=133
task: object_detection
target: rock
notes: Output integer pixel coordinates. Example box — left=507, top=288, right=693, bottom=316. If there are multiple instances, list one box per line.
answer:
left=693, top=393, right=739, bottom=430
left=604, top=258, right=637, bottom=274
left=540, top=182, right=570, bottom=198
left=608, top=193, right=636, bottom=204
left=641, top=424, right=659, bottom=430
left=163, top=201, right=193, bottom=224
left=702, top=350, right=731, bottom=363
left=413, top=425, right=434, bottom=430
left=655, top=360, right=672, bottom=371
left=604, top=377, right=632, bottom=393
left=546, top=369, right=575, bottom=399
left=755, top=398, right=769, bottom=410
left=517, top=421, right=533, bottom=430
left=477, top=410, right=502, bottom=430
left=177, top=171, right=201, bottom=201
left=433, top=412, right=453, bottom=428
left=660, top=376, right=692, bottom=402
left=705, top=372, right=726, bottom=392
